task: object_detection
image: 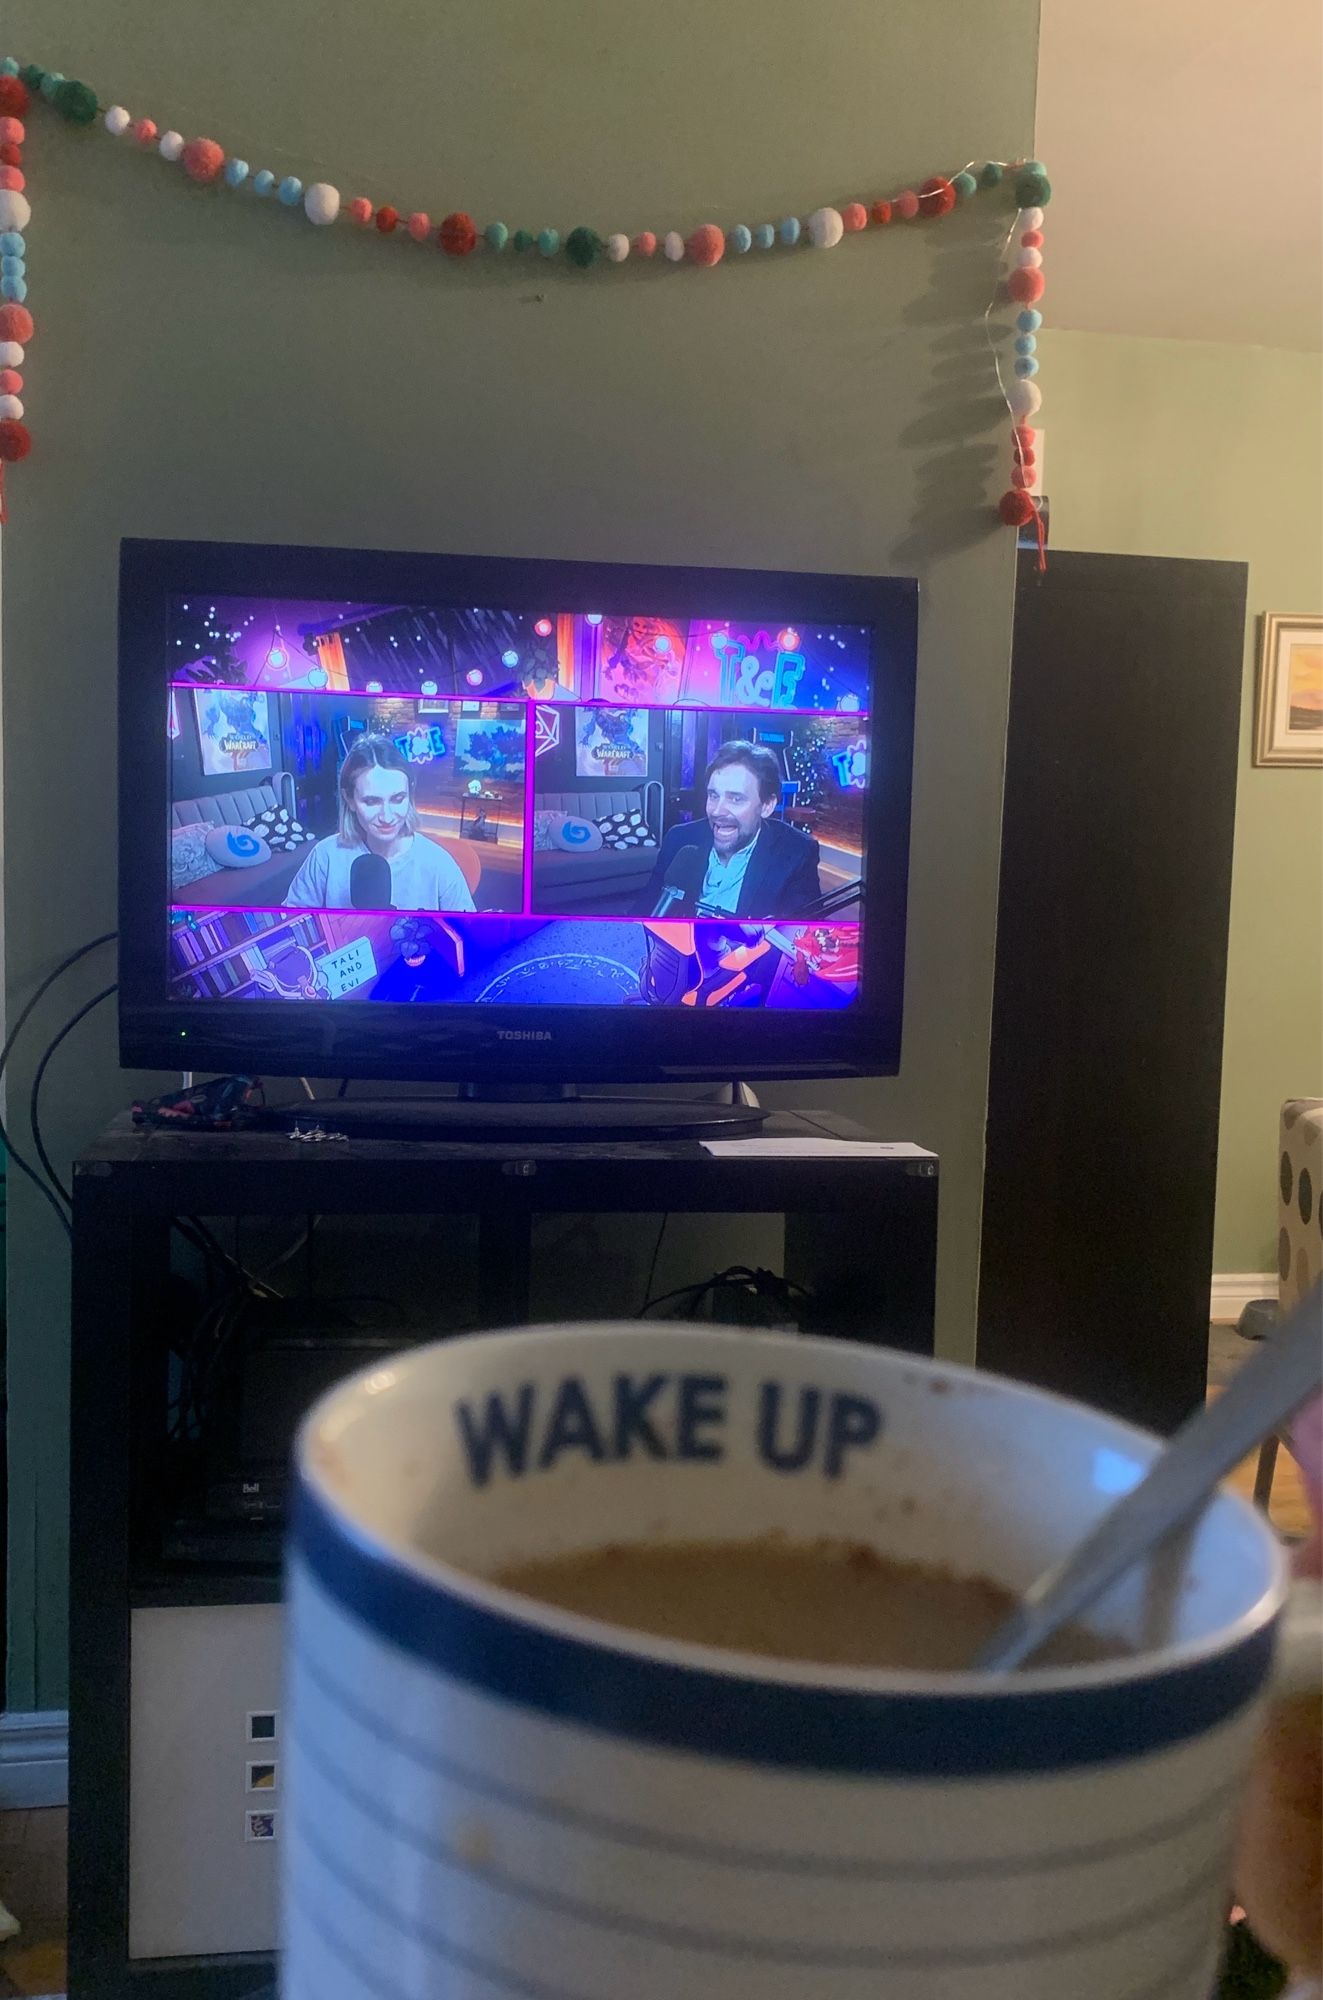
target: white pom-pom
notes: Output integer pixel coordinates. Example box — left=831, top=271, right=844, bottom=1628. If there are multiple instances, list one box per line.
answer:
left=0, top=191, right=30, bottom=232
left=663, top=231, right=684, bottom=262
left=158, top=130, right=184, bottom=161
left=0, top=341, right=23, bottom=368
left=303, top=181, right=341, bottom=226
left=807, top=206, right=844, bottom=249
left=1015, top=246, right=1043, bottom=269
left=0, top=394, right=22, bottom=421
left=604, top=232, right=630, bottom=264
left=104, top=105, right=131, bottom=136
left=1007, top=378, right=1042, bottom=418
left=1018, top=205, right=1044, bottom=232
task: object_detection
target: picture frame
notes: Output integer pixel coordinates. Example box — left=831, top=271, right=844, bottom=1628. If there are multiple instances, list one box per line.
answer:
left=1254, top=613, right=1323, bottom=766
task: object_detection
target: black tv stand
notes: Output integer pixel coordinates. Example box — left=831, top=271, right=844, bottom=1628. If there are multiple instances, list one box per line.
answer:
left=262, top=1083, right=770, bottom=1142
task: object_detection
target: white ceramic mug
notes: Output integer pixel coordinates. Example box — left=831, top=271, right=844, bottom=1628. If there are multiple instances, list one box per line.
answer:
left=284, top=1324, right=1321, bottom=2000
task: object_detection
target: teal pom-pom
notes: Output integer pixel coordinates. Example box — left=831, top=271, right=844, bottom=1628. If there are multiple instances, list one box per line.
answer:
left=53, top=77, right=98, bottom=122
left=1, top=256, right=24, bottom=277
left=1016, top=308, right=1042, bottom=333
left=1015, top=164, right=1051, bottom=207
left=0, top=59, right=19, bottom=78
left=512, top=227, right=534, bottom=252
left=753, top=223, right=775, bottom=249
left=223, top=158, right=250, bottom=188
left=277, top=176, right=303, bottom=206
left=252, top=169, right=276, bottom=196
left=952, top=171, right=978, bottom=200
left=778, top=215, right=800, bottom=245
left=18, top=65, right=46, bottom=92
left=564, top=226, right=602, bottom=269
left=1014, top=333, right=1036, bottom=355
left=484, top=221, right=509, bottom=251
left=39, top=70, right=65, bottom=100
left=730, top=224, right=752, bottom=253
left=0, top=232, right=23, bottom=254
left=979, top=161, right=1003, bottom=189
left=1, top=276, right=26, bottom=302
left=537, top=227, right=560, bottom=257
left=1014, top=356, right=1039, bottom=377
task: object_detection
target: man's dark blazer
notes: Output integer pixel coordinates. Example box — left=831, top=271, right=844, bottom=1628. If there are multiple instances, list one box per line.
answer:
left=636, top=816, right=822, bottom=919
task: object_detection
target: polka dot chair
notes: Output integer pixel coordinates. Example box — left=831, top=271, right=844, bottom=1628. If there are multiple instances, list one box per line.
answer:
left=1253, top=1098, right=1323, bottom=1506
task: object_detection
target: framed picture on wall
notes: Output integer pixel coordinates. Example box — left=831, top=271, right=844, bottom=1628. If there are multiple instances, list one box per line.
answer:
left=1254, top=613, right=1323, bottom=766
left=192, top=688, right=274, bottom=778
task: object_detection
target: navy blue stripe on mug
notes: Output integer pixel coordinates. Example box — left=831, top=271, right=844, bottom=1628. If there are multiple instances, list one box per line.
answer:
left=293, top=1481, right=1276, bottom=1777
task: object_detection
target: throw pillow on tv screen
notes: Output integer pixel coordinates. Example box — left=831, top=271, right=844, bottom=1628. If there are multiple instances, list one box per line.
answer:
left=595, top=809, right=656, bottom=850
left=204, top=824, right=273, bottom=870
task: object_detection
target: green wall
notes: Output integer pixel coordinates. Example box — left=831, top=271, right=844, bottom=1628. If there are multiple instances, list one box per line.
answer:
left=1, top=0, right=1038, bottom=1706
left=1040, top=330, right=1323, bottom=1274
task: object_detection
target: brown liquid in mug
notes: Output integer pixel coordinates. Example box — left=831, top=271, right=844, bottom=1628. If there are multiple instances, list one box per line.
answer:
left=492, top=1537, right=1129, bottom=1672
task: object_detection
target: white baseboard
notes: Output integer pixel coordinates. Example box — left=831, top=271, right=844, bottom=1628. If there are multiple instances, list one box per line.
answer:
left=1210, top=1273, right=1276, bottom=1325
left=0, top=1709, right=68, bottom=1809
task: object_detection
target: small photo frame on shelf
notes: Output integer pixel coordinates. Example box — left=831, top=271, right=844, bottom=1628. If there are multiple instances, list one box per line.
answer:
left=1254, top=613, right=1323, bottom=766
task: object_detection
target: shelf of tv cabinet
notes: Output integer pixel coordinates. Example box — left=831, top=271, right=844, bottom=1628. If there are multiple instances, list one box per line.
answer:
left=69, top=1107, right=937, bottom=2000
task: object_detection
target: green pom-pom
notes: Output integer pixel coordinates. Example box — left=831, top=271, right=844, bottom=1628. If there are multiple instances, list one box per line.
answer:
left=52, top=77, right=98, bottom=124
left=0, top=58, right=20, bottom=78
left=1014, top=165, right=1051, bottom=207
left=39, top=70, right=65, bottom=99
left=512, top=228, right=535, bottom=252
left=18, top=64, right=46, bottom=91
left=952, top=171, right=978, bottom=200
left=537, top=227, right=560, bottom=257
left=485, top=221, right=509, bottom=252
left=564, top=226, right=602, bottom=269
left=978, top=161, right=1003, bottom=188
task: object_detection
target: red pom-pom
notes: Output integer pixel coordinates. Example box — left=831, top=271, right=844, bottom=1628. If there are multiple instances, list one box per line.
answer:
left=0, top=368, right=20, bottom=394
left=998, top=488, right=1036, bottom=527
left=919, top=176, right=956, bottom=219
left=406, top=211, right=431, bottom=242
left=1011, top=465, right=1037, bottom=489
left=347, top=196, right=373, bottom=226
left=133, top=117, right=158, bottom=147
left=1007, top=266, right=1045, bottom=304
left=1013, top=423, right=1036, bottom=447
left=0, top=143, right=21, bottom=169
left=633, top=231, right=657, bottom=257
left=841, top=202, right=868, bottom=233
left=1021, top=229, right=1043, bottom=248
left=0, top=78, right=31, bottom=120
left=0, top=417, right=31, bottom=462
left=870, top=200, right=892, bottom=226
left=182, top=136, right=225, bottom=183
left=894, top=190, right=920, bottom=221
left=439, top=211, right=477, bottom=256
left=686, top=222, right=725, bottom=267
left=0, top=165, right=25, bottom=192
left=0, top=116, right=24, bottom=145
left=374, top=204, right=399, bottom=234
left=0, top=303, right=34, bottom=344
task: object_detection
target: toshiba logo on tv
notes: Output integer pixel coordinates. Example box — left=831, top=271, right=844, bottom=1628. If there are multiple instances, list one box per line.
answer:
left=495, top=1029, right=553, bottom=1042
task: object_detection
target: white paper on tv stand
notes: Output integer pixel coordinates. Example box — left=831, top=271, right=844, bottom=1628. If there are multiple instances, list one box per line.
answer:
left=701, top=1139, right=936, bottom=1159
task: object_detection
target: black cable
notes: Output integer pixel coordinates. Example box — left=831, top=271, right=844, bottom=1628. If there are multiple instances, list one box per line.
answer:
left=641, top=1213, right=669, bottom=1314
left=0, top=931, right=117, bottom=1238
left=30, top=983, right=118, bottom=1207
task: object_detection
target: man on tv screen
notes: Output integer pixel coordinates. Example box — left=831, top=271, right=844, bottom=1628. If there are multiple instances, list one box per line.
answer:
left=637, top=741, right=822, bottom=920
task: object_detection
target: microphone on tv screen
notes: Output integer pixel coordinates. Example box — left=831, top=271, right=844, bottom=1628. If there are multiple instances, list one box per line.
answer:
left=651, top=842, right=707, bottom=919
left=350, top=852, right=393, bottom=910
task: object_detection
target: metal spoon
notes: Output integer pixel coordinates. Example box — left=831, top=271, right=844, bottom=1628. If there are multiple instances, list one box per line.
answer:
left=976, top=1283, right=1323, bottom=1671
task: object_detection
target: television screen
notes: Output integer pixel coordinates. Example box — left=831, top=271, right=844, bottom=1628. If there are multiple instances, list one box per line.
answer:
left=125, top=544, right=916, bottom=1082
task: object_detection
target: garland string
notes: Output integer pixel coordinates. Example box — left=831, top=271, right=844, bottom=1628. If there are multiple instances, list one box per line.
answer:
left=0, top=55, right=1050, bottom=541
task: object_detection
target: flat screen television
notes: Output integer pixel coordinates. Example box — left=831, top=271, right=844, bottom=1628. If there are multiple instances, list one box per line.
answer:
left=119, top=539, right=917, bottom=1096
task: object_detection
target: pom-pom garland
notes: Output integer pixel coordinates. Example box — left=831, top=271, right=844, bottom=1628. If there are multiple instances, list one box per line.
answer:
left=0, top=57, right=1054, bottom=527
left=998, top=487, right=1036, bottom=527
left=0, top=415, right=30, bottom=459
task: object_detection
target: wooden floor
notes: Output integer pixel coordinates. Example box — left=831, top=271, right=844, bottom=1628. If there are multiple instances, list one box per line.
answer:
left=0, top=1324, right=1312, bottom=2000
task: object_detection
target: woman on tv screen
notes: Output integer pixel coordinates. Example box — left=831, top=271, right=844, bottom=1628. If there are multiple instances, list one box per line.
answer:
left=284, top=736, right=476, bottom=913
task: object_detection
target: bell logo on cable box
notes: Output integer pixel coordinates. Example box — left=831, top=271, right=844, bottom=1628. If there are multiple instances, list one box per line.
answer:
left=496, top=1029, right=553, bottom=1042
